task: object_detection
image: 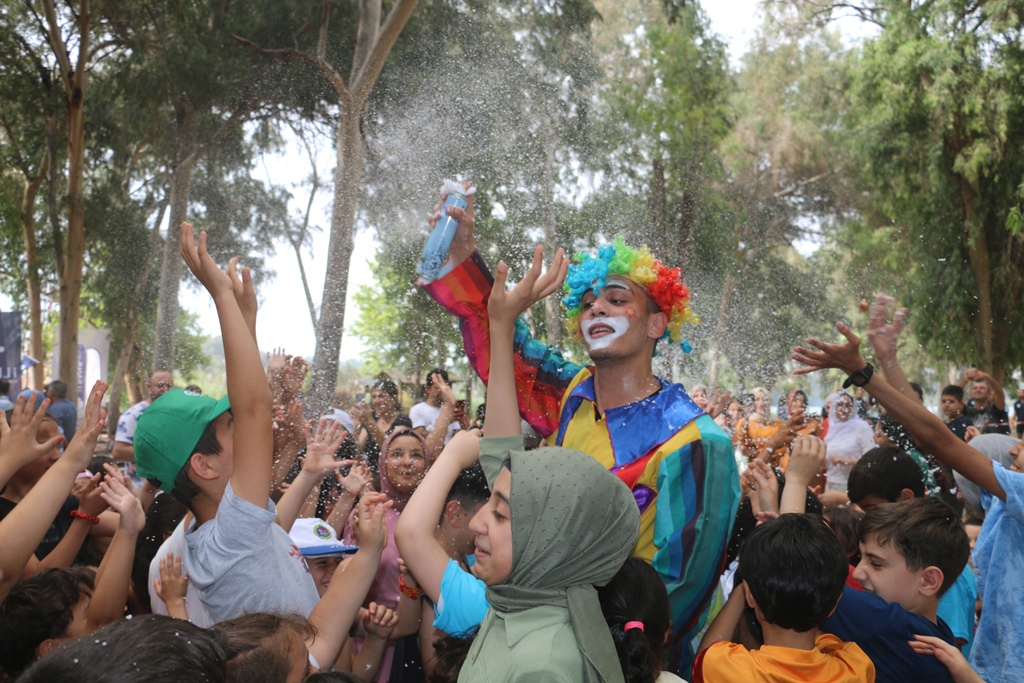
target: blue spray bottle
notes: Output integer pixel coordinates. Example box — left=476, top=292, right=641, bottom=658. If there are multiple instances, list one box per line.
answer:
left=416, top=180, right=475, bottom=282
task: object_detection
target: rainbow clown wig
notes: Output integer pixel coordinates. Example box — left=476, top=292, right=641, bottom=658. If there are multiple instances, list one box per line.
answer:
left=561, top=238, right=699, bottom=353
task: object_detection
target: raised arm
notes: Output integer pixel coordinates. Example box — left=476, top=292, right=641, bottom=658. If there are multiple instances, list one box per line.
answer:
left=180, top=222, right=273, bottom=507
left=485, top=245, right=568, bottom=439
left=779, top=436, right=826, bottom=515
left=85, top=464, right=146, bottom=632
left=0, top=383, right=106, bottom=602
left=423, top=372, right=457, bottom=463
left=275, top=418, right=348, bottom=531
left=866, top=295, right=920, bottom=403
left=395, top=429, right=482, bottom=603
left=306, top=492, right=391, bottom=669
left=793, top=321, right=1006, bottom=500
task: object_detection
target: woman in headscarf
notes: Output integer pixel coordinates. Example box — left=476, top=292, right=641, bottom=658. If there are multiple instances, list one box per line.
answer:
left=822, top=391, right=875, bottom=492
left=343, top=427, right=429, bottom=681
left=735, top=388, right=782, bottom=463
left=459, top=434, right=640, bottom=683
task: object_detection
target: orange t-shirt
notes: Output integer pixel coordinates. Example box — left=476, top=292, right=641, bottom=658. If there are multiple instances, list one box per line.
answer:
left=692, top=634, right=875, bottom=683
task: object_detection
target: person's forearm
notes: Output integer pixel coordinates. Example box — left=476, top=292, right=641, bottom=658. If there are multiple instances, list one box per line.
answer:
left=986, top=375, right=1006, bottom=411
left=484, top=320, right=521, bottom=438
left=394, top=592, right=422, bottom=638
left=697, top=584, right=747, bottom=654
left=216, top=289, right=274, bottom=503
left=275, top=469, right=320, bottom=532
left=111, top=441, right=135, bottom=462
left=874, top=348, right=920, bottom=404
left=307, top=546, right=382, bottom=669
left=424, top=404, right=455, bottom=464
left=350, top=634, right=388, bottom=682
left=0, top=458, right=80, bottom=601
left=780, top=478, right=810, bottom=515
left=860, top=370, right=1005, bottom=499
left=0, top=461, right=22, bottom=493
left=326, top=491, right=357, bottom=536
left=28, top=518, right=92, bottom=575
left=85, top=528, right=138, bottom=631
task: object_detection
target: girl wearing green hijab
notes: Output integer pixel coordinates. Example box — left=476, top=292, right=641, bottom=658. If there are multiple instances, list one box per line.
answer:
left=457, top=434, right=641, bottom=683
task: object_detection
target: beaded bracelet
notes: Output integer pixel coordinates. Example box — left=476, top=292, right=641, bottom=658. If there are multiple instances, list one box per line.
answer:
left=398, top=573, right=423, bottom=600
left=70, top=510, right=100, bottom=525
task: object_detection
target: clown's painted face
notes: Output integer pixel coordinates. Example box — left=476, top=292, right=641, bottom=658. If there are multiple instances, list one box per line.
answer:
left=579, top=277, right=666, bottom=361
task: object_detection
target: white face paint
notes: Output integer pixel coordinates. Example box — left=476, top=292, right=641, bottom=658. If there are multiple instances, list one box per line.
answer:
left=581, top=316, right=630, bottom=350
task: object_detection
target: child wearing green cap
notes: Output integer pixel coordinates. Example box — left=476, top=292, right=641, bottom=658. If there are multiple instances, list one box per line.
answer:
left=135, top=222, right=391, bottom=673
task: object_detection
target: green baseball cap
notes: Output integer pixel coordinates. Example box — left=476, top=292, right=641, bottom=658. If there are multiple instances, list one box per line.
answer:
left=135, top=388, right=231, bottom=492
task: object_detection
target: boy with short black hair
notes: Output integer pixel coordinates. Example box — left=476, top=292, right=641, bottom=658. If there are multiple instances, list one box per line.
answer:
left=694, top=513, right=874, bottom=682
left=821, top=497, right=969, bottom=683
left=941, top=385, right=972, bottom=441
left=847, top=449, right=978, bottom=656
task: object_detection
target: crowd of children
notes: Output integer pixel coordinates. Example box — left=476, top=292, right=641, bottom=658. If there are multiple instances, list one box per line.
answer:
left=0, top=218, right=1019, bottom=683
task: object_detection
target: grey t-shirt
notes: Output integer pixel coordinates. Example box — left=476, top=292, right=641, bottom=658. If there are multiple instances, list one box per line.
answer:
left=184, top=482, right=320, bottom=623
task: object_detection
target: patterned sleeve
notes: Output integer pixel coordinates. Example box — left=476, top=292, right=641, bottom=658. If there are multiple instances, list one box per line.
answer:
left=656, top=416, right=741, bottom=672
left=421, top=251, right=583, bottom=437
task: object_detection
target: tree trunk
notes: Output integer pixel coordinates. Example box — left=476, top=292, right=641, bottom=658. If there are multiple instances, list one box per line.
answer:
left=651, top=158, right=667, bottom=254
left=541, top=124, right=562, bottom=348
left=153, top=155, right=196, bottom=372
left=309, top=110, right=365, bottom=411
left=21, top=153, right=48, bottom=390
left=108, top=202, right=167, bottom=434
left=708, top=271, right=736, bottom=387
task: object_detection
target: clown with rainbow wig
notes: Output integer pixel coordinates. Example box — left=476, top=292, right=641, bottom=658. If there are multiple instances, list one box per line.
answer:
left=419, top=188, right=740, bottom=674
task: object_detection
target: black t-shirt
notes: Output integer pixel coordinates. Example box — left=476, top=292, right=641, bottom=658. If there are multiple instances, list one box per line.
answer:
left=946, top=415, right=973, bottom=441
left=0, top=495, right=78, bottom=559
left=965, top=400, right=1010, bottom=435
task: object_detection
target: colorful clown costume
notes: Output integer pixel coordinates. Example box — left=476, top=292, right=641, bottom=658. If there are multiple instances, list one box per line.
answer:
left=421, top=250, right=741, bottom=672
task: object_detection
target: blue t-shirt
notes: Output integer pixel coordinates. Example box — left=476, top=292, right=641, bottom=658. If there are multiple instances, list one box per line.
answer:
left=970, top=463, right=1024, bottom=683
left=433, top=557, right=489, bottom=637
left=48, top=397, right=77, bottom=441
left=937, top=565, right=977, bottom=658
left=823, top=585, right=956, bottom=683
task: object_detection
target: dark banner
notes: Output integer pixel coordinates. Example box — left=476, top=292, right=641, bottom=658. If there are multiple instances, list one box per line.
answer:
left=0, top=312, right=22, bottom=391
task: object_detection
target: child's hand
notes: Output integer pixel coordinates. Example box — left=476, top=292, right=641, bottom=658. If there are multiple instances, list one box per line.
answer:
left=154, top=552, right=190, bottom=604
left=706, top=388, right=732, bottom=419
left=909, top=635, right=984, bottom=683
left=299, top=418, right=348, bottom=481
left=0, top=392, right=62, bottom=472
left=227, top=256, right=257, bottom=329
left=363, top=601, right=399, bottom=640
left=792, top=321, right=868, bottom=376
left=337, top=461, right=374, bottom=497
left=755, top=510, right=779, bottom=525
left=77, top=473, right=110, bottom=519
left=398, top=557, right=418, bottom=589
left=99, top=464, right=145, bottom=536
left=440, top=428, right=482, bottom=470
left=787, top=435, right=827, bottom=487
left=487, top=245, right=568, bottom=329
left=62, top=381, right=109, bottom=469
left=866, top=294, right=907, bottom=361
left=748, top=460, right=779, bottom=515
left=179, top=222, right=238, bottom=299
left=355, top=492, right=392, bottom=554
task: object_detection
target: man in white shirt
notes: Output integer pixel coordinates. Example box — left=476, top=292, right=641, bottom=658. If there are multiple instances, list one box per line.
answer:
left=409, top=368, right=463, bottom=444
left=112, top=370, right=174, bottom=462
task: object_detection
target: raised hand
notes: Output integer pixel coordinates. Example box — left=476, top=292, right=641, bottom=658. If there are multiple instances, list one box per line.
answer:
left=866, top=294, right=907, bottom=361
left=337, top=460, right=374, bottom=497
left=433, top=372, right=456, bottom=405
left=227, top=256, right=257, bottom=330
left=439, top=428, right=482, bottom=471
left=356, top=492, right=392, bottom=554
left=706, top=388, right=732, bottom=419
left=787, top=436, right=827, bottom=487
left=0, top=392, right=62, bottom=473
left=792, top=322, right=868, bottom=376
left=747, top=460, right=779, bottom=515
left=154, top=552, right=190, bottom=607
left=300, top=418, right=349, bottom=481
left=77, top=473, right=111, bottom=519
left=179, top=222, right=236, bottom=298
left=488, top=244, right=568, bottom=329
left=63, top=381, right=109, bottom=470
left=363, top=601, right=399, bottom=640
left=98, top=464, right=145, bottom=537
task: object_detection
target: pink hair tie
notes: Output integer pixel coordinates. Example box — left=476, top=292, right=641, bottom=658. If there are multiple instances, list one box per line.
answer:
left=624, top=621, right=644, bottom=633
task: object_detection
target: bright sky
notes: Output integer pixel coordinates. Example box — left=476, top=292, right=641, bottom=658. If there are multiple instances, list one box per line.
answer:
left=5, top=2, right=875, bottom=369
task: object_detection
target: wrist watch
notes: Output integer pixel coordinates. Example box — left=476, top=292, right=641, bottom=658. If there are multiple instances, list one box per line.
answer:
left=842, top=363, right=874, bottom=389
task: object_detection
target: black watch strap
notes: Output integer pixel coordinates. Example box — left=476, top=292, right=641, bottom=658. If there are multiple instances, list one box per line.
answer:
left=842, top=363, right=874, bottom=389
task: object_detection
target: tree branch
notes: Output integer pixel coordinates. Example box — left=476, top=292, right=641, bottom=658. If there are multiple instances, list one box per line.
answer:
left=350, top=0, right=380, bottom=86
left=351, top=0, right=419, bottom=104
left=231, top=33, right=349, bottom=97
left=317, top=0, right=332, bottom=60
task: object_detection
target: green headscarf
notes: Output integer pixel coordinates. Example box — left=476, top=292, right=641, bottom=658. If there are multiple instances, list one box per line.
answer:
left=464, top=436, right=640, bottom=683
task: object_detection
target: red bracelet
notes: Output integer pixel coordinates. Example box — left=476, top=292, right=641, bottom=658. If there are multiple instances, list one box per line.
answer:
left=70, top=510, right=100, bottom=525
left=398, top=573, right=423, bottom=600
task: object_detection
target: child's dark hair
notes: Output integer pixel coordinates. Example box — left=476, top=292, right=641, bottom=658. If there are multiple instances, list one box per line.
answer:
left=445, top=463, right=489, bottom=513
left=306, top=673, right=363, bottom=683
left=597, top=557, right=670, bottom=683
left=728, top=467, right=824, bottom=565
left=824, top=505, right=863, bottom=565
left=132, top=492, right=188, bottom=612
left=0, top=567, right=95, bottom=679
left=941, top=385, right=964, bottom=402
left=429, top=629, right=478, bottom=683
left=859, top=497, right=969, bottom=596
left=876, top=414, right=916, bottom=451
left=216, top=612, right=314, bottom=683
left=15, top=614, right=229, bottom=683
left=848, top=446, right=924, bottom=505
left=739, top=514, right=847, bottom=632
